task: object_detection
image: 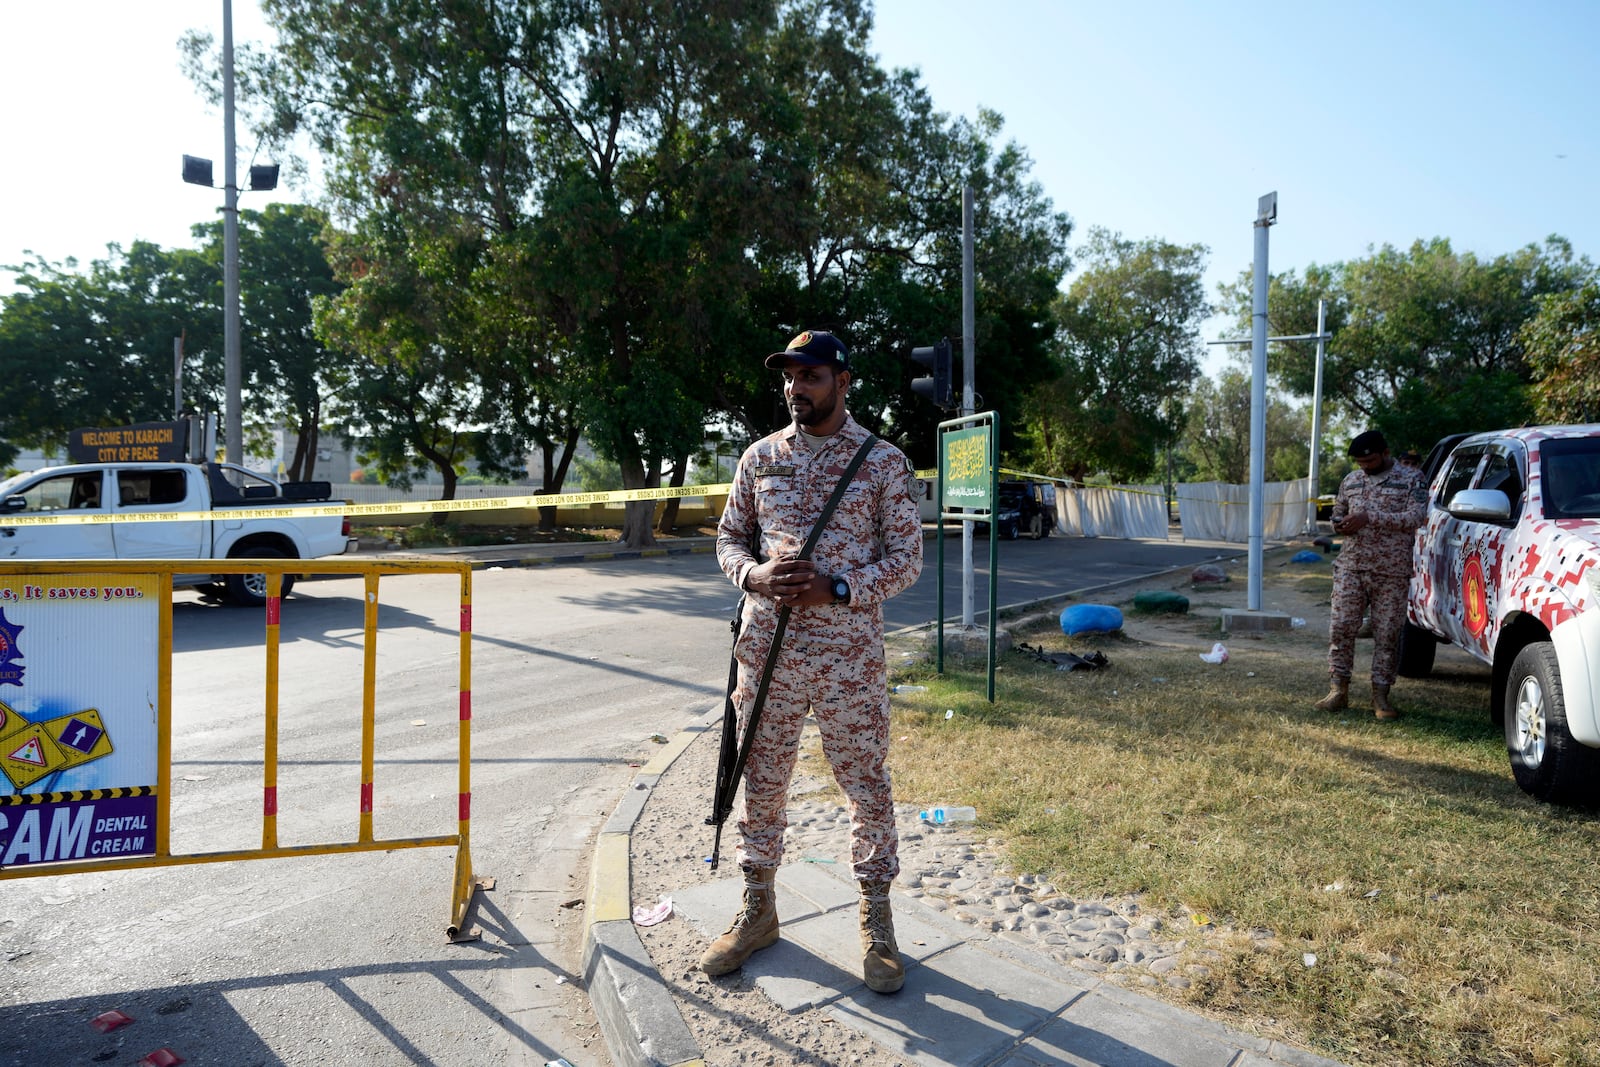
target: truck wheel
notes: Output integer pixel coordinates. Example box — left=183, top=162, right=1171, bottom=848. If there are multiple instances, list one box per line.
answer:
left=1003, top=519, right=1020, bottom=541
left=226, top=547, right=294, bottom=607
left=1504, top=642, right=1600, bottom=806
left=1396, top=621, right=1437, bottom=677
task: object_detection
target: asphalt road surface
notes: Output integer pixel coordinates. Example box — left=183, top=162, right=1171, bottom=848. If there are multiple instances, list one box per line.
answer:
left=0, top=533, right=1242, bottom=1066
left=888, top=529, right=1242, bottom=630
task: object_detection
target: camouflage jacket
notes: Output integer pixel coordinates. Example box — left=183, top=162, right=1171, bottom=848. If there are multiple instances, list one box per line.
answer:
left=716, top=413, right=923, bottom=642
left=1332, top=461, right=1427, bottom=577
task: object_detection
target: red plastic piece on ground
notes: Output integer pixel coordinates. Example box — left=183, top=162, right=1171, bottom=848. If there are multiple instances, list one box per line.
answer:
left=88, top=1010, right=135, bottom=1033
left=138, top=1049, right=185, bottom=1067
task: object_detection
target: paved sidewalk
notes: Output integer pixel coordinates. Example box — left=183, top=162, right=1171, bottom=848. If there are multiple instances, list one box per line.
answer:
left=580, top=726, right=1352, bottom=1067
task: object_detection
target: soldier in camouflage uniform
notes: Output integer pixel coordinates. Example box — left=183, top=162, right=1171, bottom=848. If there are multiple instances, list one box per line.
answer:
left=701, top=330, right=923, bottom=994
left=1316, top=430, right=1428, bottom=720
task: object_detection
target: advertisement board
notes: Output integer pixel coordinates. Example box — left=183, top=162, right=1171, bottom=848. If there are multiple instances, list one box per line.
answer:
left=0, top=573, right=159, bottom=867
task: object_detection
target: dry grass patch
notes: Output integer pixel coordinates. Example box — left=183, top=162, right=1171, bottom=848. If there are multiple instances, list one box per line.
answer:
left=874, top=557, right=1600, bottom=1067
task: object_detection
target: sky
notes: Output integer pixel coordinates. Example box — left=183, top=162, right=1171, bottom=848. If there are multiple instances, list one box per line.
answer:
left=2, top=1, right=1595, bottom=375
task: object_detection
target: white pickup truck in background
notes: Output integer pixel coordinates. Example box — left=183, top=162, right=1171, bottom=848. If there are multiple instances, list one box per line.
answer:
left=1403, top=425, right=1600, bottom=806
left=0, top=461, right=354, bottom=606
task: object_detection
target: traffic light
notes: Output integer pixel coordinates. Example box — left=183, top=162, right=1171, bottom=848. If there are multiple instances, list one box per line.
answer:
left=910, top=338, right=954, bottom=408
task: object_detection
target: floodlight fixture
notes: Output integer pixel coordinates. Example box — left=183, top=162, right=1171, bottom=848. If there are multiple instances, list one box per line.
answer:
left=248, top=164, right=279, bottom=191
left=182, top=154, right=214, bottom=187
left=1256, top=190, right=1278, bottom=225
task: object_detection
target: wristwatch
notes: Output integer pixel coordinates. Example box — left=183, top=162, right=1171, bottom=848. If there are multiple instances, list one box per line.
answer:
left=830, top=576, right=851, bottom=604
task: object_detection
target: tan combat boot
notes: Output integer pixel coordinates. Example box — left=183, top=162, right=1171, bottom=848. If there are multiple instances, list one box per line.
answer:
left=1313, top=676, right=1351, bottom=712
left=859, top=880, right=905, bottom=994
left=1373, top=684, right=1401, bottom=721
left=699, top=865, right=779, bottom=976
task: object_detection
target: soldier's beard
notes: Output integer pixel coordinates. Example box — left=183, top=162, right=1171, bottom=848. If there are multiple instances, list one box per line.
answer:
left=790, top=391, right=838, bottom=429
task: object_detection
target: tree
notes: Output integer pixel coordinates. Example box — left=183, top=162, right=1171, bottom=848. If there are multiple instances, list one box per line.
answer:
left=1180, top=368, right=1311, bottom=485
left=229, top=0, right=1072, bottom=539
left=192, top=204, right=345, bottom=480
left=1023, top=229, right=1209, bottom=481
left=1524, top=280, right=1600, bottom=424
left=315, top=214, right=523, bottom=499
left=0, top=243, right=221, bottom=465
left=240, top=0, right=821, bottom=543
left=1223, top=237, right=1592, bottom=451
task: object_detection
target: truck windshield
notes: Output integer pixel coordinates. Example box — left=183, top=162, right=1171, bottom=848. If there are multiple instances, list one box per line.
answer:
left=1540, top=437, right=1600, bottom=519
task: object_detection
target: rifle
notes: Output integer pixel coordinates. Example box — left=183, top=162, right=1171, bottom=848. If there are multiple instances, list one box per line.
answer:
left=706, top=596, right=745, bottom=871
left=704, top=435, right=876, bottom=871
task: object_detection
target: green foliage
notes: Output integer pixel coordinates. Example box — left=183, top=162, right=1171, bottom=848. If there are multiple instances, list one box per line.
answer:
left=1221, top=237, right=1592, bottom=450
left=1524, top=279, right=1600, bottom=424
left=0, top=243, right=221, bottom=465
left=1022, top=229, right=1209, bottom=480
left=572, top=454, right=623, bottom=493
left=240, top=0, right=1070, bottom=540
left=1180, top=368, right=1310, bottom=484
left=194, top=203, right=345, bottom=479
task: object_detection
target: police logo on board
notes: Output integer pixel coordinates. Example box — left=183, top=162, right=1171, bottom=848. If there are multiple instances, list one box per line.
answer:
left=0, top=607, right=23, bottom=688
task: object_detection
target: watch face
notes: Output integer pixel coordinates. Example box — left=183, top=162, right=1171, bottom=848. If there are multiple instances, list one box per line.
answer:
left=833, top=578, right=849, bottom=600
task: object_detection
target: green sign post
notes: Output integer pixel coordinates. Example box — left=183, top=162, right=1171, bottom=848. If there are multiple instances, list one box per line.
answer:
left=931, top=412, right=999, bottom=702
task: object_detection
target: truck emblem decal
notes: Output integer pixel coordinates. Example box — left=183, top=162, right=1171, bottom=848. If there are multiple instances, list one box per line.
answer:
left=1462, top=554, right=1489, bottom=639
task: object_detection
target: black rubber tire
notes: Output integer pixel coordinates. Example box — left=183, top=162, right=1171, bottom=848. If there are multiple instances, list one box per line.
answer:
left=1002, top=519, right=1020, bottom=541
left=1396, top=621, right=1438, bottom=678
left=225, top=546, right=294, bottom=607
left=1504, top=642, right=1600, bottom=807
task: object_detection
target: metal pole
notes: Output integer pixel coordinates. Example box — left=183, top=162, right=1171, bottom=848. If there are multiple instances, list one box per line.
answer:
left=222, top=0, right=242, bottom=463
left=173, top=335, right=184, bottom=419
left=1307, top=298, right=1327, bottom=533
left=1248, top=192, right=1276, bottom=612
left=961, top=183, right=976, bottom=629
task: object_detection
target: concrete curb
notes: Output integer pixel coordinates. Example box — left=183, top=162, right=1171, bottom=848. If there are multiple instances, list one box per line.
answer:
left=581, top=725, right=709, bottom=1067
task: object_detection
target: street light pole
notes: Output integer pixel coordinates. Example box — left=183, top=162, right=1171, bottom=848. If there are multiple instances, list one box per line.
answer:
left=1248, top=192, right=1277, bottom=612
left=960, top=183, right=976, bottom=629
left=1307, top=298, right=1327, bottom=533
left=222, top=0, right=242, bottom=464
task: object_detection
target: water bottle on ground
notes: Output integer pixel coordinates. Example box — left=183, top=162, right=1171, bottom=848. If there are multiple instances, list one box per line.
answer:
left=890, top=684, right=927, bottom=694
left=919, top=805, right=977, bottom=825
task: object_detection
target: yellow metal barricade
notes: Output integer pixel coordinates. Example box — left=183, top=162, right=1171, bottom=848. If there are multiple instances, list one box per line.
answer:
left=0, top=558, right=484, bottom=942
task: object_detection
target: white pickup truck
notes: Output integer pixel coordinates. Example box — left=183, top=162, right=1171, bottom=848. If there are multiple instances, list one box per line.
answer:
left=1402, top=425, right=1600, bottom=806
left=0, top=461, right=354, bottom=606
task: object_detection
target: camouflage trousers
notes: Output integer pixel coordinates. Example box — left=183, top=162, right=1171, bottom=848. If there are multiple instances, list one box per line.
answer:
left=1327, top=565, right=1410, bottom=688
left=731, top=629, right=898, bottom=882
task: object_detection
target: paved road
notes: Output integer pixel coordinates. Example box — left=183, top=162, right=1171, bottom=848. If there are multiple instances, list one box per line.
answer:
left=890, top=530, right=1241, bottom=629
left=0, top=534, right=1244, bottom=1066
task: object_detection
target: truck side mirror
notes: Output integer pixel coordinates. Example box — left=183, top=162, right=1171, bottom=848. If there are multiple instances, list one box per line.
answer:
left=2, top=496, right=26, bottom=514
left=1445, top=488, right=1511, bottom=522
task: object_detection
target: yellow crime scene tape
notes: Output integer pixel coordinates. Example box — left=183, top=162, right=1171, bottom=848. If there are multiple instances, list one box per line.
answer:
left=0, top=482, right=738, bottom=528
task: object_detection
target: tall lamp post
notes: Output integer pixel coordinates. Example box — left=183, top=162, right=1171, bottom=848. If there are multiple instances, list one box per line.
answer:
left=181, top=0, right=277, bottom=463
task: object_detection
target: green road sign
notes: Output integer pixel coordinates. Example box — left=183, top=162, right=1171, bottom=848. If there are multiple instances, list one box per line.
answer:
left=941, top=425, right=992, bottom=510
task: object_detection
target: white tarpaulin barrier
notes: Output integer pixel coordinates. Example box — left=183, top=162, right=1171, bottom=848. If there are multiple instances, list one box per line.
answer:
left=1055, top=484, right=1169, bottom=539
left=1176, top=478, right=1312, bottom=542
